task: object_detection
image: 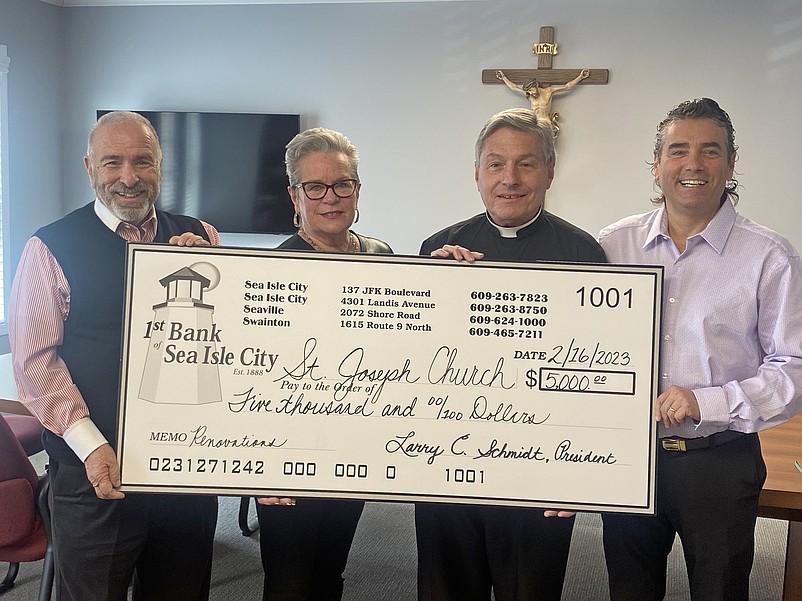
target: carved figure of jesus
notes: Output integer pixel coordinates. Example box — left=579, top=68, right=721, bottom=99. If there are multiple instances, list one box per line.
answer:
left=496, top=68, right=590, bottom=134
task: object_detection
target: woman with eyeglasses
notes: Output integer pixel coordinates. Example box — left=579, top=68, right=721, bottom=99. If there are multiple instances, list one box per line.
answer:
left=276, top=128, right=392, bottom=255
left=256, top=127, right=392, bottom=601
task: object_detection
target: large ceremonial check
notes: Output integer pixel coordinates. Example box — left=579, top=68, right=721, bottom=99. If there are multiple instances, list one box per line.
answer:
left=118, top=244, right=662, bottom=514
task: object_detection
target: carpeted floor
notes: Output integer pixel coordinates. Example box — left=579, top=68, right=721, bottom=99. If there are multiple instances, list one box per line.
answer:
left=2, top=452, right=789, bottom=600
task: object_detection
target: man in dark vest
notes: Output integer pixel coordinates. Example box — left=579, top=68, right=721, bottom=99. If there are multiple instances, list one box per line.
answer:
left=9, top=111, right=220, bottom=601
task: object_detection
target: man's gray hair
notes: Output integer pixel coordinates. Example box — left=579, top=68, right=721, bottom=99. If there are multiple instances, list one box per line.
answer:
left=474, top=108, right=555, bottom=166
left=285, top=127, right=359, bottom=186
left=87, top=111, right=162, bottom=162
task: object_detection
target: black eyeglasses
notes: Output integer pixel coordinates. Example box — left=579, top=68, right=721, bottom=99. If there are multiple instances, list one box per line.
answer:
left=293, top=179, right=358, bottom=200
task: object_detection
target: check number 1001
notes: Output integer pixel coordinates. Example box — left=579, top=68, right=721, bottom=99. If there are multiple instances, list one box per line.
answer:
left=445, top=468, right=485, bottom=484
left=576, top=286, right=633, bottom=309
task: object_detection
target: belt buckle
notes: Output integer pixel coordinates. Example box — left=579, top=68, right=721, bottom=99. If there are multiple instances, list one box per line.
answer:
left=661, top=438, right=687, bottom=452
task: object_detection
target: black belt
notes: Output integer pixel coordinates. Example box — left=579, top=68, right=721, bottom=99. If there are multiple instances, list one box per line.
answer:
left=660, top=430, right=746, bottom=452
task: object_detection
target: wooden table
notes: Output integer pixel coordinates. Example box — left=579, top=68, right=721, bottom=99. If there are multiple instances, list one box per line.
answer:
left=759, top=413, right=802, bottom=601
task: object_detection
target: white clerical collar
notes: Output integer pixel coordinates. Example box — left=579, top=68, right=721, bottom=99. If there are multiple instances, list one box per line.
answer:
left=486, top=207, right=542, bottom=238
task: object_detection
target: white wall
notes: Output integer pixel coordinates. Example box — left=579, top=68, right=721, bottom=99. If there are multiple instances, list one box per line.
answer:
left=15, top=0, right=802, bottom=258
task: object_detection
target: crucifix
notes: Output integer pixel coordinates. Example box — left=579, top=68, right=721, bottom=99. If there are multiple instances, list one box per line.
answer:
left=482, top=26, right=609, bottom=135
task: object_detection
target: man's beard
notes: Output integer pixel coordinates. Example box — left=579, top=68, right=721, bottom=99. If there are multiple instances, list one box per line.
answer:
left=97, top=180, right=160, bottom=224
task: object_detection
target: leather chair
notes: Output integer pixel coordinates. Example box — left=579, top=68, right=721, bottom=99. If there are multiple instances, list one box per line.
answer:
left=0, top=353, right=44, bottom=457
left=0, top=414, right=53, bottom=599
left=5, top=414, right=44, bottom=456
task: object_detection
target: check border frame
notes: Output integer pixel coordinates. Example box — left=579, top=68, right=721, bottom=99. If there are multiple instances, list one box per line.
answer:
left=117, top=244, right=663, bottom=514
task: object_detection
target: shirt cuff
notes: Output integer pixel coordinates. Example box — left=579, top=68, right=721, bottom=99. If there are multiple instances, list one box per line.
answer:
left=691, top=386, right=730, bottom=434
left=63, top=417, right=109, bottom=462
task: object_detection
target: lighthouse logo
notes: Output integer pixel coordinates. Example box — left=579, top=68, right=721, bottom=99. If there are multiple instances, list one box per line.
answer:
left=138, top=262, right=223, bottom=405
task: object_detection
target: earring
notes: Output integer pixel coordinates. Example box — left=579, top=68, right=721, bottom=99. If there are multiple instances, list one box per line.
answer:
left=293, top=212, right=300, bottom=228
left=354, top=209, right=360, bottom=224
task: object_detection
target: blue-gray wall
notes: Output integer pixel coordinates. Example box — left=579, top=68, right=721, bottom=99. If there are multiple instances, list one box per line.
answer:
left=3, top=0, right=802, bottom=270
left=1, top=0, right=63, bottom=284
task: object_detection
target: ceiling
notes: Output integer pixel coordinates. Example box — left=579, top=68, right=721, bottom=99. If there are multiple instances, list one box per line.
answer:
left=42, top=0, right=472, bottom=6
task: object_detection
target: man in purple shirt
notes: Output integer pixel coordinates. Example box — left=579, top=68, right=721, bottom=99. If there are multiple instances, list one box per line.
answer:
left=598, top=98, right=802, bottom=600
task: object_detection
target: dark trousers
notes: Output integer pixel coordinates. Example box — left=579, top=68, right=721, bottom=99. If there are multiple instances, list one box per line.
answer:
left=602, top=433, right=766, bottom=601
left=415, top=503, right=575, bottom=601
left=257, top=498, right=364, bottom=601
left=50, top=459, right=218, bottom=601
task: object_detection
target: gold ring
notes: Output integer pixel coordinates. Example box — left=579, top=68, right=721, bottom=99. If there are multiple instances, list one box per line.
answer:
left=668, top=408, right=676, bottom=412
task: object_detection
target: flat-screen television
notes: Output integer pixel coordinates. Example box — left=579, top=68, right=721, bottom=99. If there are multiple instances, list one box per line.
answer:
left=98, top=110, right=300, bottom=234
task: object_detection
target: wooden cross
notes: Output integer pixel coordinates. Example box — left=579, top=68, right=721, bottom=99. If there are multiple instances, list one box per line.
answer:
left=482, top=26, right=609, bottom=87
